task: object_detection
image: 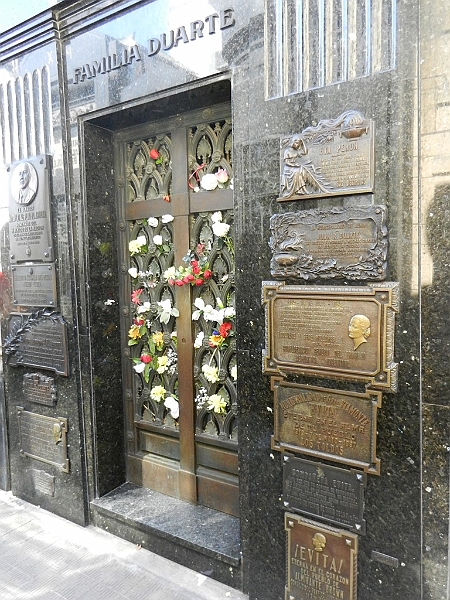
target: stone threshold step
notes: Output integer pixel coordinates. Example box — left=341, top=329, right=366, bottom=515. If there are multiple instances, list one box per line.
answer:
left=90, top=482, right=241, bottom=572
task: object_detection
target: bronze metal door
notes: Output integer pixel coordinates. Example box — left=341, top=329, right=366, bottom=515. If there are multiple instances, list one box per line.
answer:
left=116, top=103, right=238, bottom=515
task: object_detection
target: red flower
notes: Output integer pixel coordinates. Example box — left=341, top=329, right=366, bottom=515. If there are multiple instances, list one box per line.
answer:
left=191, top=260, right=199, bottom=268
left=131, top=289, right=143, bottom=304
left=168, top=278, right=175, bottom=286
left=175, top=279, right=184, bottom=286
left=134, top=318, right=145, bottom=326
left=163, top=195, right=170, bottom=202
left=203, top=269, right=212, bottom=279
left=195, top=278, right=204, bottom=286
left=140, top=354, right=152, bottom=364
left=219, top=322, right=232, bottom=338
left=192, top=265, right=201, bottom=275
left=197, top=243, right=205, bottom=255
left=149, top=149, right=159, bottom=160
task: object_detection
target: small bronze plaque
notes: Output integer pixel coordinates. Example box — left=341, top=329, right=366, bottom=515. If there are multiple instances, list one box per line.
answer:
left=269, top=206, right=387, bottom=281
left=12, top=263, right=57, bottom=307
left=8, top=155, right=53, bottom=263
left=272, top=379, right=381, bottom=474
left=5, top=310, right=69, bottom=376
left=17, top=407, right=69, bottom=473
left=33, top=468, right=55, bottom=496
left=285, top=514, right=358, bottom=600
left=279, top=110, right=374, bottom=201
left=23, top=373, right=57, bottom=407
left=262, top=282, right=398, bottom=391
left=283, top=455, right=366, bottom=534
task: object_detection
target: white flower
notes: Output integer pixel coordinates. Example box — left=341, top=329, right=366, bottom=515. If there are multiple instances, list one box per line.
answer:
left=211, top=211, right=222, bottom=223
left=164, top=266, right=176, bottom=280
left=133, top=362, right=146, bottom=374
left=128, top=267, right=138, bottom=278
left=194, top=332, right=204, bottom=348
left=157, top=298, right=179, bottom=324
left=192, top=298, right=205, bottom=321
left=153, top=234, right=163, bottom=246
left=164, top=397, right=179, bottom=419
left=203, top=305, right=220, bottom=322
left=129, top=240, right=141, bottom=255
left=200, top=174, right=218, bottom=191
left=104, top=299, right=116, bottom=306
left=137, top=301, right=151, bottom=314
left=202, top=364, right=219, bottom=383
left=231, top=365, right=237, bottom=381
left=161, top=214, right=174, bottom=223
left=148, top=217, right=158, bottom=227
left=224, top=307, right=235, bottom=319
left=150, top=386, right=167, bottom=402
left=212, top=221, right=230, bottom=237
left=137, top=235, right=147, bottom=246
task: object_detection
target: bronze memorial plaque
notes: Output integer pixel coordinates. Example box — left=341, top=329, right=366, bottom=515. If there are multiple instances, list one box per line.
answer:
left=269, top=206, right=388, bottom=281
left=32, top=468, right=56, bottom=497
left=17, top=407, right=69, bottom=473
left=272, top=379, right=381, bottom=474
left=5, top=310, right=69, bottom=376
left=279, top=109, right=374, bottom=201
left=262, top=282, right=399, bottom=391
left=283, top=455, right=366, bottom=534
left=12, top=263, right=57, bottom=307
left=285, top=514, right=358, bottom=600
left=23, top=373, right=57, bottom=407
left=8, top=155, right=53, bottom=263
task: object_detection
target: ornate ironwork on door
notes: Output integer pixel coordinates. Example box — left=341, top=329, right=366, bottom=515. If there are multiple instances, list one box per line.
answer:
left=117, top=103, right=238, bottom=515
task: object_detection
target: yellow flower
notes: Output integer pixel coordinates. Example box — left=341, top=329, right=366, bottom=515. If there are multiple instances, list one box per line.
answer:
left=207, top=394, right=227, bottom=414
left=128, top=324, right=142, bottom=340
left=152, top=331, right=164, bottom=349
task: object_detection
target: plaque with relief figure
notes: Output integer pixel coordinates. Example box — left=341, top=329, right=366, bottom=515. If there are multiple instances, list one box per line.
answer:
left=279, top=110, right=374, bottom=201
left=7, top=155, right=53, bottom=264
left=262, top=282, right=399, bottom=392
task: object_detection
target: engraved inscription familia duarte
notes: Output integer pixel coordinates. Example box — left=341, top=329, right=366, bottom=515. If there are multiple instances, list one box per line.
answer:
left=72, top=9, right=235, bottom=84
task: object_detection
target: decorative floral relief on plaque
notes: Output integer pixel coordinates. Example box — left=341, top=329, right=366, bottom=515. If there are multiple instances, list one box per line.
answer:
left=269, top=205, right=388, bottom=281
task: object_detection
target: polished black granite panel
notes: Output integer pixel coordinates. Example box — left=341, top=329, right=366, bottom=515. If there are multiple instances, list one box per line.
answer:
left=423, top=404, right=450, bottom=600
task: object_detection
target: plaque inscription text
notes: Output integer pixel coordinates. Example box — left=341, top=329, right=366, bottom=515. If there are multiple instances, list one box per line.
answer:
left=285, top=514, right=358, bottom=600
left=263, top=282, right=398, bottom=391
left=5, top=310, right=68, bottom=376
left=17, top=407, right=69, bottom=473
left=283, top=455, right=367, bottom=534
left=23, top=373, right=57, bottom=407
left=269, top=206, right=388, bottom=281
left=272, top=379, right=381, bottom=474
left=12, top=263, right=57, bottom=307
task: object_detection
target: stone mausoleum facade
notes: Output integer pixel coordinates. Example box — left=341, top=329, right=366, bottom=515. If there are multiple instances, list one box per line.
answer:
left=0, top=1, right=449, bottom=599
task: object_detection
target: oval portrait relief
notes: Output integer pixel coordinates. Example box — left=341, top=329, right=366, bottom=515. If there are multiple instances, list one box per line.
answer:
left=11, top=161, right=38, bottom=206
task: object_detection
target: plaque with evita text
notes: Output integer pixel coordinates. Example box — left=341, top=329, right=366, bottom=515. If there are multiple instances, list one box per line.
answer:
left=272, top=379, right=381, bottom=474
left=285, top=514, right=358, bottom=600
left=7, top=155, right=53, bottom=263
left=5, top=310, right=68, bottom=376
left=283, top=455, right=366, bottom=534
left=262, top=282, right=399, bottom=392
left=279, top=110, right=374, bottom=201
left=269, top=205, right=387, bottom=281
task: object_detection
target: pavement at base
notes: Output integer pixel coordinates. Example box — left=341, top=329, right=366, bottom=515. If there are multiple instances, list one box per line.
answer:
left=0, top=490, right=249, bottom=600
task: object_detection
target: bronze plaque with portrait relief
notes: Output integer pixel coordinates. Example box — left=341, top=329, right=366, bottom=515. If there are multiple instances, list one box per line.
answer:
left=285, top=513, right=358, bottom=600
left=262, top=282, right=398, bottom=392
left=272, top=379, right=381, bottom=474
left=8, top=155, right=53, bottom=264
left=269, top=205, right=387, bottom=281
left=279, top=110, right=374, bottom=201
